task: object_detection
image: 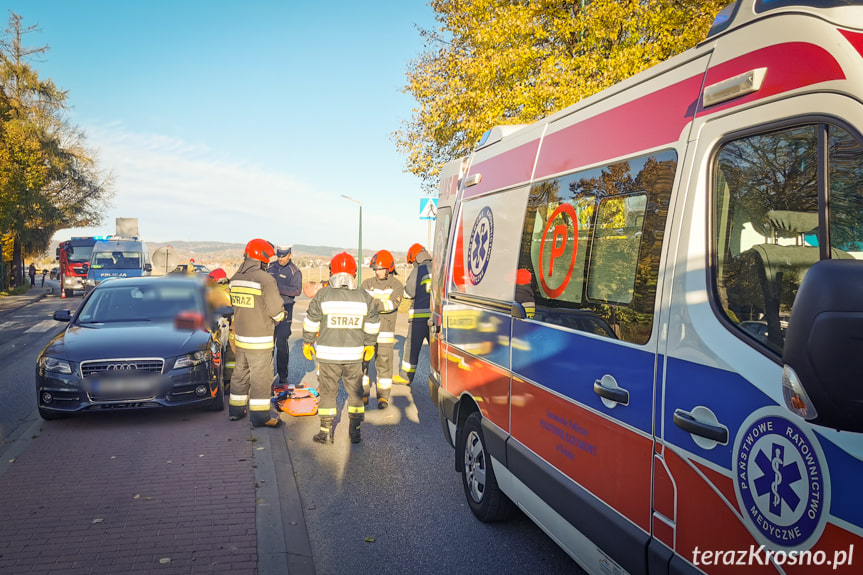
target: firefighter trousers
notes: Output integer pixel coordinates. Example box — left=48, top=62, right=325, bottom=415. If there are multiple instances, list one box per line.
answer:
left=230, top=347, right=280, bottom=425
left=317, top=362, right=365, bottom=424
left=399, top=320, right=429, bottom=383
left=363, top=342, right=394, bottom=402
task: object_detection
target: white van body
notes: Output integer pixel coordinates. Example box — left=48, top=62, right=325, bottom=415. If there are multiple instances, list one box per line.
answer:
left=85, top=238, right=152, bottom=292
left=429, top=2, right=863, bottom=574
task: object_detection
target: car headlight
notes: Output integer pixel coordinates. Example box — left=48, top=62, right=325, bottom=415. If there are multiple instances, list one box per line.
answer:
left=173, top=350, right=211, bottom=369
left=41, top=356, right=72, bottom=374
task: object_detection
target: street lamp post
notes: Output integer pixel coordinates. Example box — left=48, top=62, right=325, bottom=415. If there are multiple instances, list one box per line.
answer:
left=340, top=194, right=363, bottom=285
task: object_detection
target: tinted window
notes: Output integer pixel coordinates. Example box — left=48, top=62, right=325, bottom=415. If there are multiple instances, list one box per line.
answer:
left=516, top=150, right=677, bottom=344
left=713, top=123, right=863, bottom=355
left=78, top=283, right=202, bottom=323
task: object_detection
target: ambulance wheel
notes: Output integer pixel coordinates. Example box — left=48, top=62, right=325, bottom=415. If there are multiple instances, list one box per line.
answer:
left=206, top=379, right=225, bottom=411
left=460, top=411, right=515, bottom=522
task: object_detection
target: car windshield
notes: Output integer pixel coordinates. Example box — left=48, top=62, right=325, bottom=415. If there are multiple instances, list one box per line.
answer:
left=77, top=283, right=202, bottom=323
left=91, top=251, right=141, bottom=269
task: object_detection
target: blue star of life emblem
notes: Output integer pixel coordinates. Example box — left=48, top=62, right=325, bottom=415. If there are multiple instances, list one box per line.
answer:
left=733, top=409, right=829, bottom=548
left=468, top=206, right=494, bottom=285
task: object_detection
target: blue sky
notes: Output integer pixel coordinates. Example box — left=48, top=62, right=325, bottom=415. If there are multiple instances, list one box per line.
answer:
left=8, top=1, right=439, bottom=252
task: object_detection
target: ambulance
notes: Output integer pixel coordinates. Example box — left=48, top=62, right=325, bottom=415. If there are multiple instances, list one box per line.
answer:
left=429, top=1, right=863, bottom=573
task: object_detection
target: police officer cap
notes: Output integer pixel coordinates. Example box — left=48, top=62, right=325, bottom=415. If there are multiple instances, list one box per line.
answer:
left=276, top=245, right=293, bottom=257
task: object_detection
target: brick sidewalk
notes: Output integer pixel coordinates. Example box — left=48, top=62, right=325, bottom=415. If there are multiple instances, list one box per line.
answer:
left=0, top=408, right=258, bottom=574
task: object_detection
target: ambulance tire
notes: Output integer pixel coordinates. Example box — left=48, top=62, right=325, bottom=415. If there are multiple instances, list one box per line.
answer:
left=460, top=412, right=515, bottom=522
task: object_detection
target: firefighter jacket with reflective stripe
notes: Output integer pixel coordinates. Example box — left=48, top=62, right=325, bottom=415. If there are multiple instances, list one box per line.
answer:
left=267, top=259, right=303, bottom=306
left=230, top=258, right=285, bottom=351
left=404, top=249, right=432, bottom=321
left=303, top=285, right=380, bottom=363
left=361, top=274, right=403, bottom=344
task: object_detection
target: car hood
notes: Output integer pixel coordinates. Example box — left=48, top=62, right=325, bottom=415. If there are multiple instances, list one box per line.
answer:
left=46, top=322, right=210, bottom=362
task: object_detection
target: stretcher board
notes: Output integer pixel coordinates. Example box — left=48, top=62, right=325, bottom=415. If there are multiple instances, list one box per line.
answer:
left=273, top=388, right=319, bottom=417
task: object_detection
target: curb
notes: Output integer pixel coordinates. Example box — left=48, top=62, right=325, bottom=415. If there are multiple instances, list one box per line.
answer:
left=253, top=423, right=316, bottom=575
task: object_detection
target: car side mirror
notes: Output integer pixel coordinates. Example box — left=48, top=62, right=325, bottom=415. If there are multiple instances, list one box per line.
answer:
left=144, top=263, right=153, bottom=273
left=53, top=310, right=71, bottom=322
left=82, top=263, right=90, bottom=272
left=782, top=259, right=863, bottom=432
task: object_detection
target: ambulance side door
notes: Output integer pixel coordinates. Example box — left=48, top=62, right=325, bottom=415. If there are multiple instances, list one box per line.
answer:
left=660, top=90, right=863, bottom=573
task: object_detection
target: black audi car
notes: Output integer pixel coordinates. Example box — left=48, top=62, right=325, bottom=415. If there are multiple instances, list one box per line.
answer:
left=36, top=275, right=229, bottom=419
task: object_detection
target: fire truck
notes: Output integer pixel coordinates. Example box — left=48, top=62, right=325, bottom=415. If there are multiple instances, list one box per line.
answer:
left=56, top=237, right=101, bottom=297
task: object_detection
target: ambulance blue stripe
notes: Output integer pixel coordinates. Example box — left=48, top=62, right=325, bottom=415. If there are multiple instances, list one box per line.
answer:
left=661, top=356, right=774, bottom=469
left=511, top=321, right=654, bottom=434
left=818, top=435, right=863, bottom=526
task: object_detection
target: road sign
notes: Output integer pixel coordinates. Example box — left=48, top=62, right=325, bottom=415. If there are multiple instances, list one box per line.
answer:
left=419, top=198, right=438, bottom=221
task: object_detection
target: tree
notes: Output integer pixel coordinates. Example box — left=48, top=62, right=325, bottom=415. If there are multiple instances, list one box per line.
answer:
left=395, top=0, right=731, bottom=191
left=0, top=11, right=113, bottom=287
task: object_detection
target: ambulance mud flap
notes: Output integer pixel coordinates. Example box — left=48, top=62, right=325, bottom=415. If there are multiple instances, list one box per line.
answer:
left=507, top=438, right=649, bottom=575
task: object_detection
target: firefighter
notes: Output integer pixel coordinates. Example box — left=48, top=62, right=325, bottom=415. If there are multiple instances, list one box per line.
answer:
left=360, top=250, right=404, bottom=409
left=303, top=252, right=380, bottom=444
left=393, top=243, right=432, bottom=385
left=267, top=245, right=303, bottom=388
left=207, top=268, right=235, bottom=385
left=228, top=239, right=285, bottom=428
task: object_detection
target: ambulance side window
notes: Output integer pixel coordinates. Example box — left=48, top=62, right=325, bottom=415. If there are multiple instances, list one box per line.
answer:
left=517, top=150, right=676, bottom=344
left=713, top=122, right=863, bottom=356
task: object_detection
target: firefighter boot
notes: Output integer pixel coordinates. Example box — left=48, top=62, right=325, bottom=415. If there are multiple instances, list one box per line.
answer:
left=392, top=374, right=411, bottom=386
left=349, top=413, right=363, bottom=444
left=313, top=417, right=334, bottom=445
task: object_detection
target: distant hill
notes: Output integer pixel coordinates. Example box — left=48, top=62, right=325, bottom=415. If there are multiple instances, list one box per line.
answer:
left=44, top=240, right=408, bottom=273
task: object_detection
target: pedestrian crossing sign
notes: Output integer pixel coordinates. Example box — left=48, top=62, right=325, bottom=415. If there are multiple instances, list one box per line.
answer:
left=419, top=198, right=438, bottom=221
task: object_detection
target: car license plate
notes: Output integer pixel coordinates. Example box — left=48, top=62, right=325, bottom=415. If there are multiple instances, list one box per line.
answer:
left=90, top=376, right=158, bottom=395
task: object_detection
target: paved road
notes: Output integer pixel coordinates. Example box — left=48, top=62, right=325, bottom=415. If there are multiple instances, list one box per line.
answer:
left=280, top=298, right=578, bottom=575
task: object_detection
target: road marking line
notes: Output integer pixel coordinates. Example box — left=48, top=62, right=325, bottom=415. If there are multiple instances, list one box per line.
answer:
left=25, top=319, right=58, bottom=333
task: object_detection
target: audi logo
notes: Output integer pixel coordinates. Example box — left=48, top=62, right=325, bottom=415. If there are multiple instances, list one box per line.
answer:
left=106, top=363, right=137, bottom=371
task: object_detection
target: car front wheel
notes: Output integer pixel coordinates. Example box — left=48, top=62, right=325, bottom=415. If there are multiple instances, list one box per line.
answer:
left=460, top=411, right=515, bottom=522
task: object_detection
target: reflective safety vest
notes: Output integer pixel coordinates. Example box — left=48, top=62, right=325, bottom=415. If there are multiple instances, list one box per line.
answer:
left=229, top=258, right=285, bottom=351
left=405, top=250, right=432, bottom=321
left=361, top=274, right=403, bottom=345
left=303, top=285, right=380, bottom=363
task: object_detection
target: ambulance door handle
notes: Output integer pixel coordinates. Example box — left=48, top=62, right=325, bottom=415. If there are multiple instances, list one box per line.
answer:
left=673, top=409, right=728, bottom=444
left=593, top=380, right=629, bottom=405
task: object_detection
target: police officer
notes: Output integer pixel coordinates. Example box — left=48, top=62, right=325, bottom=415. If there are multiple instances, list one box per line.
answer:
left=267, top=245, right=303, bottom=388
left=229, top=239, right=285, bottom=428
left=303, top=252, right=380, bottom=444
left=394, top=243, right=432, bottom=385
left=360, top=250, right=403, bottom=409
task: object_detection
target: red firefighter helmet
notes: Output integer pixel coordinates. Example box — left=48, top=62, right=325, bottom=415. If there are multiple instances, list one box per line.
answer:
left=329, top=252, right=357, bottom=276
left=407, top=243, right=425, bottom=264
left=244, top=238, right=275, bottom=264
left=208, top=268, right=228, bottom=283
left=370, top=250, right=396, bottom=273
